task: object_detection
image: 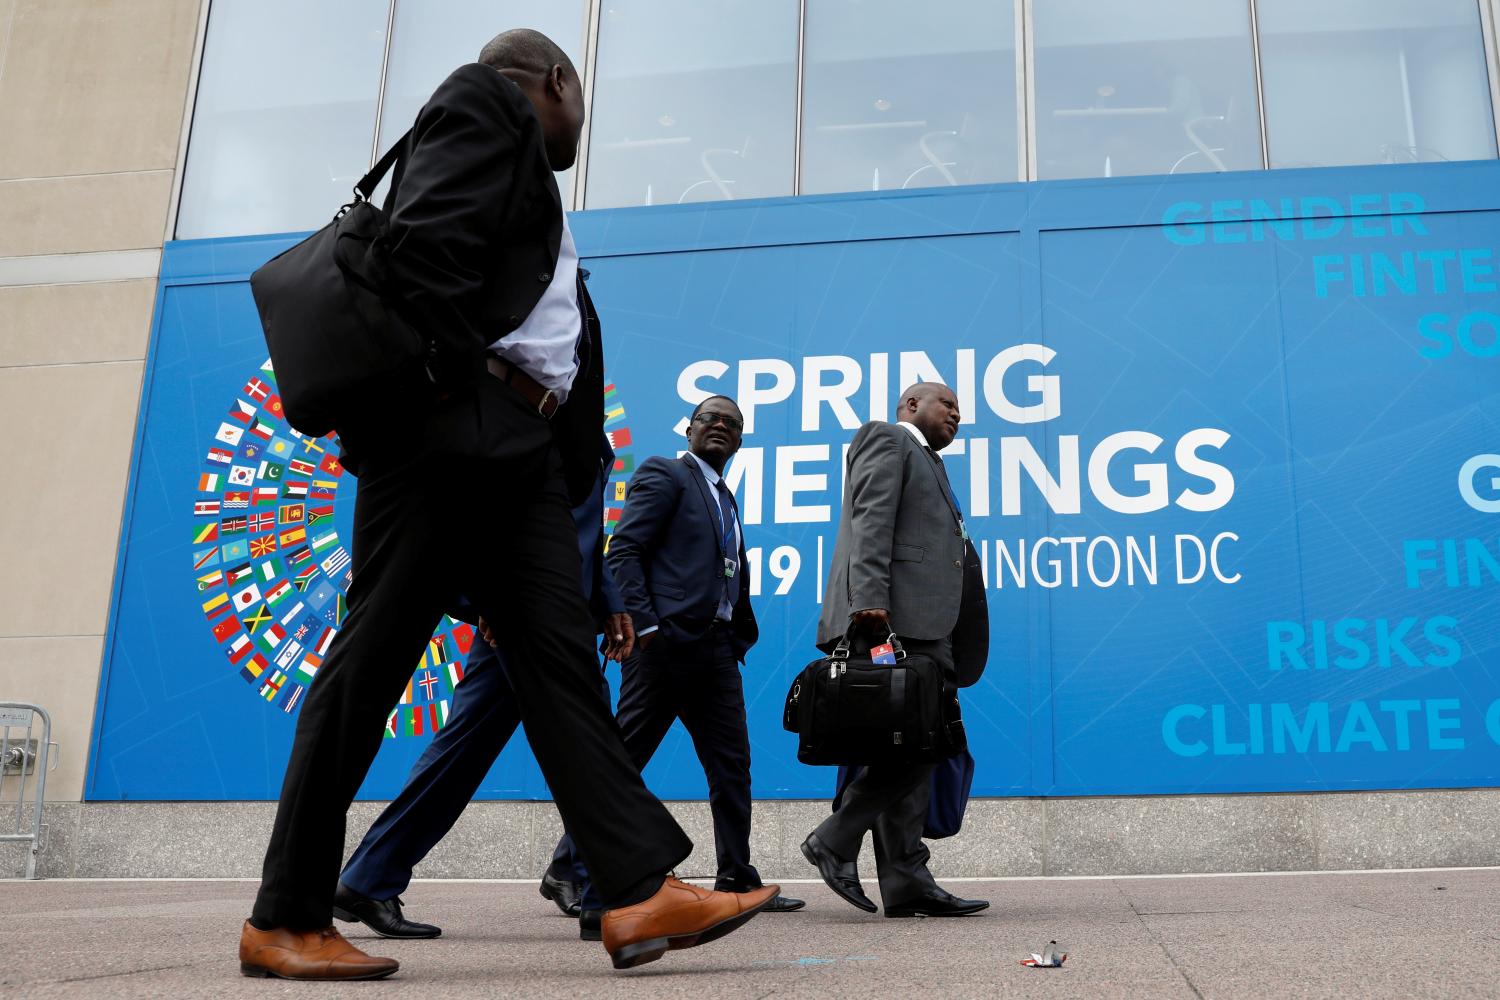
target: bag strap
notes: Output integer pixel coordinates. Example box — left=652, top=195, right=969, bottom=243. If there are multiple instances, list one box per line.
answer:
left=353, top=127, right=413, bottom=203
left=832, top=630, right=907, bottom=660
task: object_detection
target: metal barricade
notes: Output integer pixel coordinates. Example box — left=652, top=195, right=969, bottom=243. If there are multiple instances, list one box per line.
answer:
left=0, top=703, right=56, bottom=879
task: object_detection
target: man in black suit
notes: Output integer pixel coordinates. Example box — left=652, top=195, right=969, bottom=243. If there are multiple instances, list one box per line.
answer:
left=583, top=395, right=802, bottom=914
left=239, top=31, right=776, bottom=981
left=801, top=383, right=989, bottom=918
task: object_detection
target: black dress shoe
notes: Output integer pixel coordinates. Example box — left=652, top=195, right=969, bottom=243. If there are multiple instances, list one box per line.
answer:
left=883, top=887, right=990, bottom=918
left=579, top=908, right=602, bottom=942
left=764, top=894, right=806, bottom=913
left=800, top=833, right=877, bottom=913
left=539, top=870, right=582, bottom=917
left=332, top=881, right=441, bottom=939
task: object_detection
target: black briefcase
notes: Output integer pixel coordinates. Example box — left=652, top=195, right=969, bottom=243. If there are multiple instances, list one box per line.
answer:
left=249, top=128, right=428, bottom=437
left=782, top=634, right=965, bottom=766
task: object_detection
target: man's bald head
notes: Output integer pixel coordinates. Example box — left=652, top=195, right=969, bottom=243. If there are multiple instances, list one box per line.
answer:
left=897, top=381, right=960, bottom=451
left=476, top=29, right=585, bottom=170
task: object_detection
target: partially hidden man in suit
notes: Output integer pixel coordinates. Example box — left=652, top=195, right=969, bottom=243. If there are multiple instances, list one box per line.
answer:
left=582, top=395, right=803, bottom=913
left=331, top=431, right=630, bottom=944
left=239, top=30, right=776, bottom=982
left=800, top=382, right=990, bottom=918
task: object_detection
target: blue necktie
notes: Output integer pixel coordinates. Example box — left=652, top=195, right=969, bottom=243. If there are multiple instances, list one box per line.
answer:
left=716, top=480, right=741, bottom=606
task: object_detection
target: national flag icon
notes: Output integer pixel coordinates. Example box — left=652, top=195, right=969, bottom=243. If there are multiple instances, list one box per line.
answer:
left=613, top=454, right=636, bottom=475
left=243, top=377, right=270, bottom=401
left=264, top=580, right=294, bottom=607
left=305, top=505, right=333, bottom=526
left=193, top=546, right=221, bottom=571
left=445, top=660, right=465, bottom=690
left=198, top=472, right=221, bottom=492
left=319, top=453, right=342, bottom=476
left=225, top=562, right=253, bottom=585
left=310, top=531, right=337, bottom=554
left=258, top=461, right=284, bottom=482
left=227, top=634, right=252, bottom=663
left=220, top=515, right=247, bottom=535
left=435, top=701, right=450, bottom=729
left=307, top=580, right=335, bottom=610
left=207, top=446, right=234, bottom=465
left=248, top=511, right=276, bottom=532
left=309, top=483, right=336, bottom=501
left=268, top=436, right=296, bottom=459
left=277, top=601, right=307, bottom=627
left=256, top=557, right=285, bottom=583
left=613, top=481, right=626, bottom=502
left=291, top=567, right=318, bottom=593
left=220, top=539, right=250, bottom=562
left=196, top=569, right=223, bottom=591
left=250, top=535, right=277, bottom=558
left=260, top=357, right=274, bottom=375
left=286, top=545, right=312, bottom=567
left=283, top=481, right=309, bottom=499
left=259, top=669, right=286, bottom=701
left=229, top=399, right=257, bottom=423
left=337, top=566, right=353, bottom=590
left=280, top=526, right=308, bottom=547
left=604, top=405, right=625, bottom=427
left=202, top=591, right=231, bottom=620
left=404, top=707, right=424, bottom=737
left=233, top=582, right=263, bottom=611
left=265, top=395, right=285, bottom=421
left=248, top=419, right=275, bottom=440
left=224, top=491, right=250, bottom=509
left=323, top=594, right=346, bottom=626
left=211, top=614, right=239, bottom=642
left=295, top=653, right=321, bottom=685
left=243, top=443, right=259, bottom=460
left=257, top=623, right=287, bottom=653
left=321, top=547, right=351, bottom=578
left=274, top=640, right=302, bottom=670
left=281, top=683, right=304, bottom=713
left=279, top=503, right=305, bottom=524
left=426, top=636, right=449, bottom=669
left=384, top=711, right=397, bottom=739
left=192, top=521, right=218, bottom=545
left=606, top=427, right=632, bottom=449
left=253, top=486, right=279, bottom=505
left=451, top=622, right=474, bottom=656
left=193, top=500, right=220, bottom=517
left=242, top=603, right=272, bottom=634
left=228, top=464, right=255, bottom=486
left=605, top=507, right=622, bottom=524
left=239, top=652, right=267, bottom=681
left=288, top=458, right=316, bottom=476
left=416, top=669, right=441, bottom=701
left=214, top=422, right=244, bottom=446
left=314, top=626, right=335, bottom=656
left=296, top=433, right=326, bottom=457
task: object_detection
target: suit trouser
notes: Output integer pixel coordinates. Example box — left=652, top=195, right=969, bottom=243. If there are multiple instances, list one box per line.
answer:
left=811, top=634, right=951, bottom=906
left=339, top=637, right=607, bottom=910
left=251, top=385, right=690, bottom=929
left=558, top=623, right=761, bottom=892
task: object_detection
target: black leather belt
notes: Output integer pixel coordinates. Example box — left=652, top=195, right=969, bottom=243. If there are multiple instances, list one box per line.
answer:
left=486, top=355, right=559, bottom=419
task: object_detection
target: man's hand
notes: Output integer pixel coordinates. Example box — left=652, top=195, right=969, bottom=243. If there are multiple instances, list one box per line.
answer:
left=637, top=629, right=656, bottom=652
left=603, top=612, right=635, bottom=663
left=478, top=616, right=500, bottom=649
left=850, top=608, right=892, bottom=642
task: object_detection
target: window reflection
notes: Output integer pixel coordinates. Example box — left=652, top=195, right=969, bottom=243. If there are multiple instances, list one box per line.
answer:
left=177, top=0, right=387, bottom=239
left=1258, top=0, right=1496, bottom=168
left=801, top=0, right=1017, bottom=194
left=585, top=0, right=798, bottom=209
left=1033, top=0, right=1262, bottom=180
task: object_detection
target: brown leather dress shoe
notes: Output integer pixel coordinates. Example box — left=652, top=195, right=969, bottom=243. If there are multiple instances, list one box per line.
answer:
left=601, top=877, right=778, bottom=970
left=238, top=921, right=399, bottom=981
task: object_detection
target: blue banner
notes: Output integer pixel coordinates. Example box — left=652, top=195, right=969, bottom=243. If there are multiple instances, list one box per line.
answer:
left=88, top=161, right=1500, bottom=800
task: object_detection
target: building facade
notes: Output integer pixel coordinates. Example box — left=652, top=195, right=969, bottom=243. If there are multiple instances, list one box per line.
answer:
left=4, top=0, right=1500, bottom=878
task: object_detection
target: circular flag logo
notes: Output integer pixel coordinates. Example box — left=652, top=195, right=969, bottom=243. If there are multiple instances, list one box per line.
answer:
left=192, top=361, right=634, bottom=739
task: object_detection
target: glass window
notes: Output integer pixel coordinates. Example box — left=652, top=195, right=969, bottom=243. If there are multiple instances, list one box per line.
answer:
left=377, top=0, right=588, bottom=201
left=1258, top=0, right=1496, bottom=168
left=585, top=0, right=799, bottom=209
left=801, top=0, right=1018, bottom=195
left=176, top=0, right=388, bottom=239
left=1033, top=0, right=1262, bottom=180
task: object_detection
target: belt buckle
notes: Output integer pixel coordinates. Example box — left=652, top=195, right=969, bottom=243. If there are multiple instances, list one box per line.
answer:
left=537, top=388, right=558, bottom=419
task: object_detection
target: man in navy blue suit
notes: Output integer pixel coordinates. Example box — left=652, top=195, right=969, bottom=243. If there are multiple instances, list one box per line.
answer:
left=330, top=432, right=632, bottom=941
left=565, top=395, right=803, bottom=913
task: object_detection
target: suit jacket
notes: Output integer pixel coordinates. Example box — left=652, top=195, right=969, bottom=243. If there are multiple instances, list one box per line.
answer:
left=817, top=421, right=966, bottom=647
left=607, top=455, right=758, bottom=661
left=375, top=62, right=601, bottom=505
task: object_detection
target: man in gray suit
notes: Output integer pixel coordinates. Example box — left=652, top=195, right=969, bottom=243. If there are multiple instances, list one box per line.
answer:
left=800, top=382, right=990, bottom=918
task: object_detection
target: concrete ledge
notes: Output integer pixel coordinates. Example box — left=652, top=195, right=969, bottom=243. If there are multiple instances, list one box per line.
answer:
left=6, top=790, right=1500, bottom=880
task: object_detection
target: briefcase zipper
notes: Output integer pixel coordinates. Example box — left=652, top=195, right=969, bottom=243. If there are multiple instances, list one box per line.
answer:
left=828, top=662, right=846, bottom=679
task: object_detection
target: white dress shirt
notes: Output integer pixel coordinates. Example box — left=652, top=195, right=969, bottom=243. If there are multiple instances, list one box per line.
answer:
left=897, top=420, right=930, bottom=448
left=488, top=211, right=582, bottom=402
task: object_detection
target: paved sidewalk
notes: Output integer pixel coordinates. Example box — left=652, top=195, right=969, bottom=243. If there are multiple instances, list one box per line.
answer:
left=3, top=869, right=1499, bottom=998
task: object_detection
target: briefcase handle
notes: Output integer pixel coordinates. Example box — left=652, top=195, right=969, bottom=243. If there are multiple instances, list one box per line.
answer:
left=831, top=630, right=907, bottom=661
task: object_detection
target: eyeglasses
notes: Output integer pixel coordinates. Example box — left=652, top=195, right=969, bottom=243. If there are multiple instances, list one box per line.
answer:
left=692, top=412, right=744, bottom=433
